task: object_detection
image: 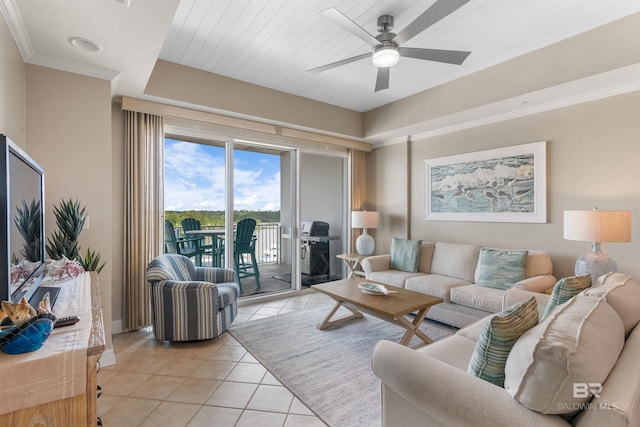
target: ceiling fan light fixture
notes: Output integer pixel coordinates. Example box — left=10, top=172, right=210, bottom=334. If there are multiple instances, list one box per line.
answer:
left=372, top=44, right=399, bottom=67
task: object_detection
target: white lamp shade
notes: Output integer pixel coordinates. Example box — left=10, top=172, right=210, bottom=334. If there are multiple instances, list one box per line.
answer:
left=564, top=210, right=631, bottom=242
left=352, top=211, right=379, bottom=229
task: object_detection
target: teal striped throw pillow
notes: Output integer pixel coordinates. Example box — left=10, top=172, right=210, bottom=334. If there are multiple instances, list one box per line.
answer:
left=390, top=238, right=422, bottom=273
left=477, top=248, right=528, bottom=290
left=542, top=274, right=591, bottom=318
left=468, top=296, right=538, bottom=387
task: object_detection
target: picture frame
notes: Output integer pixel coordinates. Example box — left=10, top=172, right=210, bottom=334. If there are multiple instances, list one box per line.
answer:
left=425, top=141, right=547, bottom=223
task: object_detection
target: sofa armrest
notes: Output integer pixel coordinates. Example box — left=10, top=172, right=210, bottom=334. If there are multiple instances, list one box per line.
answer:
left=362, top=254, right=391, bottom=278
left=513, top=274, right=557, bottom=293
left=503, top=289, right=551, bottom=318
left=371, top=340, right=570, bottom=427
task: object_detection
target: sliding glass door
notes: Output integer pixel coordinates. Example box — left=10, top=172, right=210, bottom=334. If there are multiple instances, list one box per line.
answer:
left=299, top=152, right=348, bottom=284
left=164, top=135, right=298, bottom=297
left=231, top=142, right=296, bottom=296
left=164, top=131, right=348, bottom=297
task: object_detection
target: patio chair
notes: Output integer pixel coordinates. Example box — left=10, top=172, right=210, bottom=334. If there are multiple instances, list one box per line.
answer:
left=164, top=219, right=203, bottom=265
left=233, top=218, right=260, bottom=293
left=181, top=217, right=211, bottom=255
left=146, top=254, right=239, bottom=341
left=181, top=218, right=225, bottom=267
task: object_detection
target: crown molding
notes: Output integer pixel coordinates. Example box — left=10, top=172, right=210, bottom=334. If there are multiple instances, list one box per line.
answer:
left=26, top=53, right=120, bottom=81
left=0, top=0, right=34, bottom=60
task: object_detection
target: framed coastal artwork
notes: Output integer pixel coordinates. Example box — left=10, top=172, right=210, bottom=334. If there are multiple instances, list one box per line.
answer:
left=425, top=141, right=547, bottom=223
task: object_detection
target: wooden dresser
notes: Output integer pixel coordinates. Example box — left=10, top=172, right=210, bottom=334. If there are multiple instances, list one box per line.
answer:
left=0, top=272, right=105, bottom=426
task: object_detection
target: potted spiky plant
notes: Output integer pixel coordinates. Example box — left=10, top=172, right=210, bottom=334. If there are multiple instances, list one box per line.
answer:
left=47, top=198, right=106, bottom=274
left=46, top=198, right=85, bottom=260
left=77, top=248, right=105, bottom=274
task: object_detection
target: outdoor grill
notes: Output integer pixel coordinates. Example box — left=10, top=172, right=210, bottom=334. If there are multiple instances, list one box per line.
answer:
left=300, top=221, right=330, bottom=276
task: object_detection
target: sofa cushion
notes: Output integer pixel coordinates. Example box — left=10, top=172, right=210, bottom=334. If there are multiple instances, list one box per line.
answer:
left=405, top=274, right=472, bottom=303
left=430, top=242, right=480, bottom=283
left=468, top=297, right=538, bottom=387
left=390, top=237, right=422, bottom=273
left=369, top=271, right=424, bottom=288
left=417, top=242, right=435, bottom=273
left=476, top=248, right=528, bottom=290
left=450, top=284, right=505, bottom=313
left=572, top=323, right=640, bottom=427
left=523, top=250, right=554, bottom=278
left=542, top=274, right=592, bottom=318
left=505, top=295, right=625, bottom=415
left=582, top=272, right=640, bottom=337
left=474, top=249, right=554, bottom=283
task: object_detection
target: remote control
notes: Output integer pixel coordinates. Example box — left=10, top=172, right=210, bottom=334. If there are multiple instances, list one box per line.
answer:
left=54, top=316, right=80, bottom=328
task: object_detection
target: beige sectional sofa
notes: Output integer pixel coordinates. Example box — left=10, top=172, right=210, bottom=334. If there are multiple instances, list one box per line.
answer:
left=372, top=272, right=640, bottom=427
left=362, top=241, right=556, bottom=328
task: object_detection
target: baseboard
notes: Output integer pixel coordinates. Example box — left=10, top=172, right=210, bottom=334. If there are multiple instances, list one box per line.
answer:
left=112, top=319, right=123, bottom=334
left=99, top=348, right=116, bottom=367
left=102, top=319, right=128, bottom=368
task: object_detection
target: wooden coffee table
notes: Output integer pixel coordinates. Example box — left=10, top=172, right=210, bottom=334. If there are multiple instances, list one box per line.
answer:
left=311, top=278, right=443, bottom=347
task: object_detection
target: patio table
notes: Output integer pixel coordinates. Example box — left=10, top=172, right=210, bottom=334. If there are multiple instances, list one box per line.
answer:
left=184, top=229, right=225, bottom=267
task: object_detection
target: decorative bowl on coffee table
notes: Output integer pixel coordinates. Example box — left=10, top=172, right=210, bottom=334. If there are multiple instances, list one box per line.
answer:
left=358, top=282, right=395, bottom=295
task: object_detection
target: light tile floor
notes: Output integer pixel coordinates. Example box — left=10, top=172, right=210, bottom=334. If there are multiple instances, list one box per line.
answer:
left=99, top=291, right=335, bottom=427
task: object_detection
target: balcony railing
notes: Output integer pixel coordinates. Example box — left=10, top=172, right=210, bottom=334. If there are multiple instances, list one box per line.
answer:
left=175, top=223, right=281, bottom=265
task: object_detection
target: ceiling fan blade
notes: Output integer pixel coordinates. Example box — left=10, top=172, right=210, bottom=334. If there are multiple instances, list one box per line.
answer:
left=399, top=47, right=471, bottom=65
left=320, top=8, right=380, bottom=47
left=374, top=67, right=390, bottom=92
left=306, top=53, right=371, bottom=73
left=393, top=0, right=471, bottom=46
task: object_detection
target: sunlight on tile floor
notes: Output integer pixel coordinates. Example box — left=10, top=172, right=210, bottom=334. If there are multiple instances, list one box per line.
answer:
left=99, top=291, right=335, bottom=427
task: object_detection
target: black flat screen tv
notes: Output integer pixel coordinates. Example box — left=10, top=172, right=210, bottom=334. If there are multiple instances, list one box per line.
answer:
left=0, top=134, right=46, bottom=303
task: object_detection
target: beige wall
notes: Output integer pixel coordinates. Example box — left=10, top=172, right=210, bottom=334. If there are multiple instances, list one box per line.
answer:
left=371, top=91, right=640, bottom=279
left=367, top=142, right=409, bottom=254
left=146, top=60, right=363, bottom=139
left=0, top=16, right=25, bottom=146
left=0, top=16, right=117, bottom=356
left=25, top=65, right=114, bottom=353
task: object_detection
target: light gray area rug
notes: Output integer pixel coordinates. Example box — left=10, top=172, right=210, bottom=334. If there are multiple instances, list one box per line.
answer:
left=228, top=307, right=455, bottom=427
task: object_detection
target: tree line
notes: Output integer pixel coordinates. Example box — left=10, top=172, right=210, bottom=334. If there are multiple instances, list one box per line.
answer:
left=165, top=210, right=280, bottom=226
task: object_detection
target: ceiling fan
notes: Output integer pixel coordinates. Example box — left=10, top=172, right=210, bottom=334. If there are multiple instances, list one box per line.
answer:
left=307, top=0, right=472, bottom=92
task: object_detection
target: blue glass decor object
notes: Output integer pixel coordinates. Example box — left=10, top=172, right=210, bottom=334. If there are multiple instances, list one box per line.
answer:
left=0, top=313, right=55, bottom=354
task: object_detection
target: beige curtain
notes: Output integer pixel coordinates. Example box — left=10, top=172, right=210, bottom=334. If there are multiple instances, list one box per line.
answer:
left=123, top=111, right=164, bottom=330
left=350, top=149, right=368, bottom=252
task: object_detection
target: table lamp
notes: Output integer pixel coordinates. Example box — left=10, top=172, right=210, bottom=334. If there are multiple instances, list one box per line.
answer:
left=564, top=208, right=631, bottom=279
left=352, top=211, right=379, bottom=256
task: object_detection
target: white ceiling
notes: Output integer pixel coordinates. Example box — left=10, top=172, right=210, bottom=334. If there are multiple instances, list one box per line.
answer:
left=1, top=0, right=639, bottom=115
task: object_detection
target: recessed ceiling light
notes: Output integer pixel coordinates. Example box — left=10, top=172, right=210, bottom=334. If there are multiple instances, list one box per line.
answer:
left=68, top=37, right=101, bottom=53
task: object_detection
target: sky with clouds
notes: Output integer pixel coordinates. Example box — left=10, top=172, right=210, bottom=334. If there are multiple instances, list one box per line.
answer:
left=164, top=138, right=281, bottom=211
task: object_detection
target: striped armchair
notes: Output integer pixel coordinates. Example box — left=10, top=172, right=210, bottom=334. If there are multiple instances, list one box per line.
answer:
left=146, top=254, right=240, bottom=341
